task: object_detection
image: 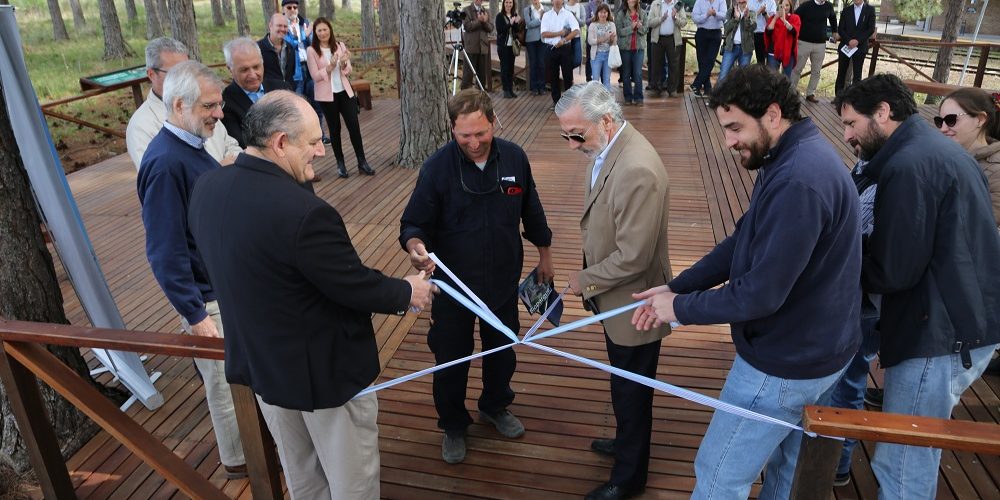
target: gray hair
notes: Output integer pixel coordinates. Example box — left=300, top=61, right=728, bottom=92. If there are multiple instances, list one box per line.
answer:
left=223, top=37, right=262, bottom=68
left=162, top=61, right=224, bottom=116
left=144, top=37, right=189, bottom=70
left=244, top=90, right=307, bottom=148
left=555, top=81, right=624, bottom=125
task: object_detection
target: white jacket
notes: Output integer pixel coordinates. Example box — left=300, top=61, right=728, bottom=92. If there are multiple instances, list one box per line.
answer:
left=126, top=91, right=242, bottom=170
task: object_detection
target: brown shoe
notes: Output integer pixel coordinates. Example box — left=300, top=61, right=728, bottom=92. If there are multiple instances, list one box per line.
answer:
left=224, top=464, right=248, bottom=479
left=806, top=95, right=819, bottom=104
left=309, top=174, right=322, bottom=183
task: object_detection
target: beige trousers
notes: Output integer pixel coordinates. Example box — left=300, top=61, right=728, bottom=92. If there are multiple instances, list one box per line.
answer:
left=792, top=40, right=828, bottom=97
left=257, top=393, right=380, bottom=500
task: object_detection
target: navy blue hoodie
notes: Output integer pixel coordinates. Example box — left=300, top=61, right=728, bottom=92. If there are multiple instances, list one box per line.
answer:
left=670, top=118, right=861, bottom=379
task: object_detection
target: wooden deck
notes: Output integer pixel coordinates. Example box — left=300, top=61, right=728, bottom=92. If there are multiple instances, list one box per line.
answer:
left=50, top=90, right=1000, bottom=499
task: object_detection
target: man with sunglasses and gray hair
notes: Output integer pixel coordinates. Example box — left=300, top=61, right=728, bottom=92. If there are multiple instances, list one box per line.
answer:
left=556, top=81, right=671, bottom=500
left=127, top=37, right=242, bottom=170
left=137, top=60, right=247, bottom=480
left=399, top=89, right=553, bottom=465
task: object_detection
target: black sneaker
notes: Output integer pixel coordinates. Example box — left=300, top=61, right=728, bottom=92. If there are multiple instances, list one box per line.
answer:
left=864, top=388, right=884, bottom=408
left=833, top=472, right=851, bottom=487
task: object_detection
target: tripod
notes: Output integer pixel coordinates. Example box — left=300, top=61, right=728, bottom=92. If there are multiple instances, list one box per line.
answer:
left=448, top=41, right=503, bottom=129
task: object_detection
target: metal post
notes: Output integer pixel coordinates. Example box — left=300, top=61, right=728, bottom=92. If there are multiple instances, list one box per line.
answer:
left=960, top=0, right=991, bottom=85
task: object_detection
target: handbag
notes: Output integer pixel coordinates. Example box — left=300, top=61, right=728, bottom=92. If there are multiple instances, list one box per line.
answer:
left=572, top=36, right=582, bottom=68
left=512, top=36, right=522, bottom=57
left=608, top=44, right=622, bottom=69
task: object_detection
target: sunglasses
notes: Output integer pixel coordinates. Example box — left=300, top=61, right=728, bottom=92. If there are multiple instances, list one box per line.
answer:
left=933, top=113, right=969, bottom=128
left=560, top=124, right=594, bottom=143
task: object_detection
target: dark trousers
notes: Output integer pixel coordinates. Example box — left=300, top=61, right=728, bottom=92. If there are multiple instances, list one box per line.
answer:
left=650, top=37, right=679, bottom=93
left=606, top=334, right=662, bottom=490
left=527, top=40, right=547, bottom=92
left=692, top=28, right=722, bottom=92
left=754, top=32, right=767, bottom=65
left=499, top=44, right=515, bottom=93
left=835, top=49, right=867, bottom=96
left=462, top=52, right=491, bottom=90
left=547, top=43, right=574, bottom=104
left=428, top=293, right=518, bottom=431
left=318, top=91, right=366, bottom=164
left=586, top=39, right=593, bottom=81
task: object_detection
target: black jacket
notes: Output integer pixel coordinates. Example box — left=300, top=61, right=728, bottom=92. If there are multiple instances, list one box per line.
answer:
left=189, top=153, right=411, bottom=411
left=495, top=12, right=521, bottom=47
left=257, top=36, right=297, bottom=86
left=221, top=78, right=291, bottom=148
left=399, top=138, right=551, bottom=308
left=794, top=0, right=837, bottom=44
left=837, top=2, right=876, bottom=52
left=862, top=115, right=1000, bottom=367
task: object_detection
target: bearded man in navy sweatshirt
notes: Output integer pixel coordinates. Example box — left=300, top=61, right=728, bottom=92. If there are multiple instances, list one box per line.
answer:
left=137, top=60, right=247, bottom=479
left=633, top=65, right=861, bottom=499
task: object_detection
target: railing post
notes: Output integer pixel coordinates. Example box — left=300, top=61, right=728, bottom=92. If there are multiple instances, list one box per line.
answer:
left=868, top=40, right=880, bottom=78
left=0, top=342, right=75, bottom=499
left=975, top=45, right=990, bottom=89
left=394, top=45, right=401, bottom=98
left=231, top=383, right=282, bottom=500
left=789, top=432, right=842, bottom=500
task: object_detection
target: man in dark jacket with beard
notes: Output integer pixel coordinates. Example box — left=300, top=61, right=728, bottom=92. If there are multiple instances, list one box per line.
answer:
left=835, top=74, right=1000, bottom=500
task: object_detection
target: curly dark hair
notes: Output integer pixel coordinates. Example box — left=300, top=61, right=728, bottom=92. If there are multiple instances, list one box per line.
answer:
left=832, top=73, right=917, bottom=121
left=707, top=64, right=803, bottom=121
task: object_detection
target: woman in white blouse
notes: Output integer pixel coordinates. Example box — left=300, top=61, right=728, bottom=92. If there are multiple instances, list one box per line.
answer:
left=306, top=17, right=374, bottom=178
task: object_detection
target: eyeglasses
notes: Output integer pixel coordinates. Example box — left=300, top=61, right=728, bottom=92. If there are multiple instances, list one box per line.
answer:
left=560, top=124, right=594, bottom=143
left=197, top=101, right=226, bottom=111
left=460, top=161, right=501, bottom=195
left=150, top=67, right=168, bottom=75
left=933, top=113, right=969, bottom=128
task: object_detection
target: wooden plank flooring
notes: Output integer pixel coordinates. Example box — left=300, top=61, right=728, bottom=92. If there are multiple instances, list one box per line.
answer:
left=50, top=89, right=999, bottom=499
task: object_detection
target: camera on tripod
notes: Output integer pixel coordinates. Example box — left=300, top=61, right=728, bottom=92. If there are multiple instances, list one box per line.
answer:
left=445, top=2, right=466, bottom=29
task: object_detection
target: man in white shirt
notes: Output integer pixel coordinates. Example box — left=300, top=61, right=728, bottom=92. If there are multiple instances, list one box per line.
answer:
left=748, top=0, right=776, bottom=65
left=126, top=38, right=242, bottom=170
left=541, top=0, right=580, bottom=105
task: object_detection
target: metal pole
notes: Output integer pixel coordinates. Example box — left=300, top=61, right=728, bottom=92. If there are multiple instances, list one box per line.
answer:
left=960, top=0, right=990, bottom=85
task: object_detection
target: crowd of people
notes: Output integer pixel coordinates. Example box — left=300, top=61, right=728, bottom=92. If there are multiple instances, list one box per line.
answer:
left=123, top=2, right=1000, bottom=500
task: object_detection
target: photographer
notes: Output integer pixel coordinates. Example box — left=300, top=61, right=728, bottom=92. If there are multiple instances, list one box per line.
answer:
left=462, top=0, right=495, bottom=90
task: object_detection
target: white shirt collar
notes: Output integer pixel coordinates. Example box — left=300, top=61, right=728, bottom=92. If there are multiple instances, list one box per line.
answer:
left=591, top=121, right=628, bottom=188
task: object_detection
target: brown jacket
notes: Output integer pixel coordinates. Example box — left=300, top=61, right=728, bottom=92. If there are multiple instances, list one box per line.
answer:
left=578, top=124, right=672, bottom=346
left=463, top=3, right=495, bottom=54
left=972, top=140, right=1000, bottom=226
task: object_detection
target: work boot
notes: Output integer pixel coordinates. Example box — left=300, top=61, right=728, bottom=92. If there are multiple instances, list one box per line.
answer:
left=478, top=409, right=524, bottom=438
left=442, top=430, right=467, bottom=464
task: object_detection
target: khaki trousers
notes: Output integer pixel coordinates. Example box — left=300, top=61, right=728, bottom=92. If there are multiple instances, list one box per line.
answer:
left=792, top=40, right=828, bottom=97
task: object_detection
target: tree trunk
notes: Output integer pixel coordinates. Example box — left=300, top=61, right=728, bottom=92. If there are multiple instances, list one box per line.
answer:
left=926, top=0, right=964, bottom=104
left=222, top=0, right=235, bottom=21
left=342, top=0, right=350, bottom=10
left=235, top=0, right=252, bottom=36
left=396, top=0, right=449, bottom=169
left=378, top=0, right=398, bottom=45
left=124, top=0, right=138, bottom=24
left=68, top=0, right=87, bottom=31
left=143, top=0, right=163, bottom=39
left=319, top=0, right=335, bottom=20
left=0, top=71, right=102, bottom=475
left=298, top=0, right=307, bottom=20
left=359, top=0, right=377, bottom=62
left=97, top=0, right=134, bottom=59
left=489, top=0, right=498, bottom=16
left=46, top=0, right=70, bottom=41
left=211, top=0, right=226, bottom=26
left=155, top=0, right=168, bottom=33
left=170, top=0, right=201, bottom=61
left=261, top=0, right=275, bottom=30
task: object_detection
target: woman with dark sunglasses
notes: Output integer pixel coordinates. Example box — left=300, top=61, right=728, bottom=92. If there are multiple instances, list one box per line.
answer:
left=936, top=88, right=1000, bottom=228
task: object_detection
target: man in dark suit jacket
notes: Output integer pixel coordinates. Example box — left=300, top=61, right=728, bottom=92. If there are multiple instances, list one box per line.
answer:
left=222, top=37, right=292, bottom=148
left=258, top=13, right=297, bottom=87
left=189, top=90, right=436, bottom=498
left=835, top=0, right=876, bottom=95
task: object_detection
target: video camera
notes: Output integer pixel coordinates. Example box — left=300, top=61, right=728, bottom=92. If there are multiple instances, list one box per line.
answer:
left=445, top=2, right=466, bottom=29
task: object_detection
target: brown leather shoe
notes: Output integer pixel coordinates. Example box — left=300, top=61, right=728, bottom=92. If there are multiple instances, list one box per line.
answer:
left=224, top=464, right=248, bottom=479
left=806, top=94, right=820, bottom=104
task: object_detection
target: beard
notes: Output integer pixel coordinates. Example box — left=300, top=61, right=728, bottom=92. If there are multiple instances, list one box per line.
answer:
left=855, top=120, right=888, bottom=160
left=735, top=126, right=772, bottom=171
left=182, top=113, right=216, bottom=139
left=581, top=128, right=610, bottom=160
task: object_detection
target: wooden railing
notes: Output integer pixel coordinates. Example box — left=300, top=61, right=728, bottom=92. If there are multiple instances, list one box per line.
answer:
left=867, top=40, right=997, bottom=86
left=3, top=316, right=998, bottom=499
left=0, top=318, right=282, bottom=500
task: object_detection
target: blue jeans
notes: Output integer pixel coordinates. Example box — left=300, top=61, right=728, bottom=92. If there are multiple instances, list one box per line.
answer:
left=718, top=45, right=752, bottom=82
left=692, top=28, right=722, bottom=92
left=621, top=49, right=644, bottom=103
left=767, top=54, right=796, bottom=77
left=872, top=343, right=998, bottom=500
left=829, top=301, right=881, bottom=475
left=591, top=50, right=611, bottom=91
left=527, top=40, right=547, bottom=92
left=692, top=355, right=849, bottom=500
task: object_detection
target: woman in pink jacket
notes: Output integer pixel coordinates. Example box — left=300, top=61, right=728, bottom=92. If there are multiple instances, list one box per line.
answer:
left=307, top=17, right=374, bottom=178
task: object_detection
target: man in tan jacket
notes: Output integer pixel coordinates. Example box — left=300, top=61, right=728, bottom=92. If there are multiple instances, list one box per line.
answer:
left=461, top=0, right=494, bottom=89
left=556, top=81, right=672, bottom=500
